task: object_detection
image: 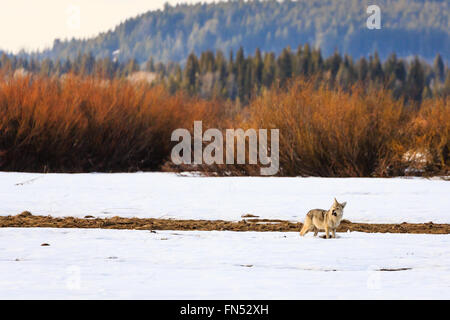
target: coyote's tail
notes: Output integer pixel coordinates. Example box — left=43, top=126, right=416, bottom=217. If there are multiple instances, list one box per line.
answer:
left=299, top=214, right=311, bottom=236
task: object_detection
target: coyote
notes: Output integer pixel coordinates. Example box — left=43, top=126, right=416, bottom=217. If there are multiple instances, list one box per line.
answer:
left=300, top=198, right=347, bottom=239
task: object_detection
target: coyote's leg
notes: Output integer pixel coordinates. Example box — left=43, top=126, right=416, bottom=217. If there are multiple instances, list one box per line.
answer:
left=313, top=227, right=318, bottom=237
left=332, top=229, right=336, bottom=238
left=300, top=217, right=312, bottom=236
left=325, top=227, right=330, bottom=239
left=300, top=224, right=311, bottom=236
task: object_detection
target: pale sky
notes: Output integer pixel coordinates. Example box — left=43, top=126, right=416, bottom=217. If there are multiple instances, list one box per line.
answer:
left=0, top=0, right=215, bottom=53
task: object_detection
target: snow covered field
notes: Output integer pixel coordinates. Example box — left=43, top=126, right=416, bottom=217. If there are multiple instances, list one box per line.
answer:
left=1, top=227, right=449, bottom=299
left=0, top=172, right=448, bottom=223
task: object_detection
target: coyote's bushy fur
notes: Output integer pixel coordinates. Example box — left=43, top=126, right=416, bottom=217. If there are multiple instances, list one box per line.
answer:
left=300, top=198, right=347, bottom=239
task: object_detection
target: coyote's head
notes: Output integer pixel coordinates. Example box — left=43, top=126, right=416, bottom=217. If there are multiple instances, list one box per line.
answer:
left=330, top=198, right=346, bottom=218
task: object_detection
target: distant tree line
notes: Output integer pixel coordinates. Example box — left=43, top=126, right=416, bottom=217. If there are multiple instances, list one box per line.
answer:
left=23, top=0, right=449, bottom=64
left=2, top=45, right=449, bottom=105
left=0, top=52, right=139, bottom=79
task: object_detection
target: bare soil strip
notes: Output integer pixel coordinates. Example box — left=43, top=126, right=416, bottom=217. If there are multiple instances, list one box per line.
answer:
left=0, top=212, right=449, bottom=234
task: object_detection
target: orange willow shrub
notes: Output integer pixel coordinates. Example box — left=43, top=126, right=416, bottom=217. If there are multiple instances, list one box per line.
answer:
left=408, top=97, right=450, bottom=173
left=246, top=80, right=411, bottom=176
left=0, top=75, right=225, bottom=172
left=0, top=75, right=447, bottom=176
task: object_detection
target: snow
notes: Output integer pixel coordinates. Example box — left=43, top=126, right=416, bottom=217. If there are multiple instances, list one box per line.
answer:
left=0, top=172, right=449, bottom=223
left=0, top=172, right=448, bottom=223
left=1, top=172, right=447, bottom=299
left=1, top=227, right=449, bottom=299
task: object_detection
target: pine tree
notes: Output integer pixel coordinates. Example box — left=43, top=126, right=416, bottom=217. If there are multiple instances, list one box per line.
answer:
left=199, top=50, right=215, bottom=74
left=235, top=47, right=247, bottom=102
left=183, top=53, right=200, bottom=94
left=215, top=50, right=228, bottom=97
left=327, top=50, right=342, bottom=79
left=433, top=53, right=445, bottom=82
left=406, top=57, right=425, bottom=103
left=310, top=48, right=323, bottom=75
left=369, top=52, right=383, bottom=82
left=145, top=57, right=155, bottom=72
left=336, top=56, right=355, bottom=88
left=262, top=52, right=276, bottom=87
left=301, top=43, right=312, bottom=76
left=277, top=47, right=292, bottom=84
left=356, top=57, right=369, bottom=82
left=252, top=48, right=263, bottom=89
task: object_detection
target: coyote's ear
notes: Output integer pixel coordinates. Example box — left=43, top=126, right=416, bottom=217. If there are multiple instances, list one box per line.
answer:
left=341, top=201, right=347, bottom=208
left=334, top=198, right=338, bottom=205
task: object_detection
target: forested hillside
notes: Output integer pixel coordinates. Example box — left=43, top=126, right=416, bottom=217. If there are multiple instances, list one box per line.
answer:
left=29, top=0, right=449, bottom=64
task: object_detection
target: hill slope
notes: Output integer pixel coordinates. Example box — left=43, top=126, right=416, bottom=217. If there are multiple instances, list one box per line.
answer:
left=31, top=0, right=450, bottom=64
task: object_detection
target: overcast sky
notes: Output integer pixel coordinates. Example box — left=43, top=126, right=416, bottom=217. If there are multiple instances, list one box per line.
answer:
left=0, top=0, right=216, bottom=53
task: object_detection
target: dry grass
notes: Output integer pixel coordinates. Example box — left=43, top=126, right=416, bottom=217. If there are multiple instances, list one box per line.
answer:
left=2, top=212, right=449, bottom=234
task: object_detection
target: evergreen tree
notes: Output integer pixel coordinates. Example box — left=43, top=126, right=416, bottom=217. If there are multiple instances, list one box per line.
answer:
left=183, top=53, right=200, bottom=94
left=406, top=57, right=425, bottom=103
left=356, top=57, right=369, bottom=82
left=327, top=50, right=342, bottom=79
left=433, top=53, right=445, bottom=82
left=235, top=47, right=247, bottom=102
left=252, top=48, right=263, bottom=89
left=369, top=52, right=383, bottom=82
left=145, top=57, right=155, bottom=72
left=262, top=52, right=276, bottom=88
left=277, top=47, right=292, bottom=84
left=199, top=50, right=215, bottom=74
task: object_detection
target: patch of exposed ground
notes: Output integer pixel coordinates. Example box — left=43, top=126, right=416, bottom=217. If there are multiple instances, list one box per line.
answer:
left=0, top=212, right=449, bottom=234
